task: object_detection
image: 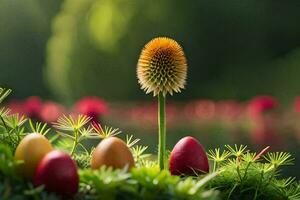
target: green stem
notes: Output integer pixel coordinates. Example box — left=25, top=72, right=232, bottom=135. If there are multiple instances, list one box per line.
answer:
left=237, top=166, right=242, bottom=182
left=267, top=165, right=277, bottom=185
left=213, top=161, right=217, bottom=172
left=236, top=157, right=242, bottom=182
left=227, top=183, right=238, bottom=200
left=15, top=127, right=21, bottom=144
left=158, top=93, right=166, bottom=170
left=70, top=129, right=78, bottom=156
left=242, top=162, right=252, bottom=181
left=253, top=170, right=264, bottom=200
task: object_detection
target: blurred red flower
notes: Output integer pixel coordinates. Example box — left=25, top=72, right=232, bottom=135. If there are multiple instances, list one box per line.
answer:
left=24, top=96, right=43, bottom=119
left=74, top=97, right=108, bottom=123
left=7, top=100, right=25, bottom=115
left=40, top=101, right=65, bottom=123
left=248, top=96, right=278, bottom=118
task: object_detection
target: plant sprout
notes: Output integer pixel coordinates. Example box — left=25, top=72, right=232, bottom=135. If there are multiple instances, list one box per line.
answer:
left=29, top=120, right=51, bottom=136
left=53, top=115, right=92, bottom=155
left=207, top=145, right=300, bottom=199
left=91, top=122, right=121, bottom=139
left=137, top=37, right=187, bottom=169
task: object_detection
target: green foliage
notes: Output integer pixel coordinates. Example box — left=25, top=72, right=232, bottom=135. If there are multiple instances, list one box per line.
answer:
left=0, top=144, right=20, bottom=178
left=29, top=120, right=51, bottom=136
left=91, top=122, right=121, bottom=139
left=79, top=167, right=133, bottom=200
left=0, top=88, right=28, bottom=151
left=207, top=145, right=300, bottom=200
left=73, top=150, right=93, bottom=169
left=79, top=166, right=219, bottom=200
left=126, top=135, right=153, bottom=168
left=0, top=114, right=27, bottom=151
left=0, top=177, right=61, bottom=200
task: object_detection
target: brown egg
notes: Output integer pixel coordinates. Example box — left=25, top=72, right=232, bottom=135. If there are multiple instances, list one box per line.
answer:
left=91, top=137, right=134, bottom=170
left=14, top=133, right=53, bottom=180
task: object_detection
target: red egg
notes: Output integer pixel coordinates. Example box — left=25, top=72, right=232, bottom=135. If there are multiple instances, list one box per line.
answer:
left=33, top=150, right=79, bottom=196
left=169, top=136, right=209, bottom=176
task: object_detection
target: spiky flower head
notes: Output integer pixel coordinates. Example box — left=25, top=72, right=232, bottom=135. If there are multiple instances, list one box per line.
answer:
left=137, top=37, right=187, bottom=96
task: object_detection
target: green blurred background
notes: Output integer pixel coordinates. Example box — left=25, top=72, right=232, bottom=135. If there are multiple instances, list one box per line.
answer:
left=1, top=0, right=300, bottom=103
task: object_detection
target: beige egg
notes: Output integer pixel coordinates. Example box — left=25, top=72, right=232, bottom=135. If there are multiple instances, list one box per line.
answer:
left=91, top=137, right=134, bottom=170
left=14, top=133, right=53, bottom=180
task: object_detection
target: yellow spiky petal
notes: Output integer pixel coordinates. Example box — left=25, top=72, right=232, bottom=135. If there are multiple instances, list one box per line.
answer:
left=137, top=37, right=188, bottom=96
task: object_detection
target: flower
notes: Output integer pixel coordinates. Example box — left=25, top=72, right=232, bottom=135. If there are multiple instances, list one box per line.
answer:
left=40, top=101, right=65, bottom=123
left=74, top=97, right=108, bottom=123
left=24, top=96, right=43, bottom=119
left=8, top=96, right=43, bottom=119
left=7, top=100, right=25, bottom=115
left=247, top=96, right=278, bottom=118
left=137, top=37, right=187, bottom=96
